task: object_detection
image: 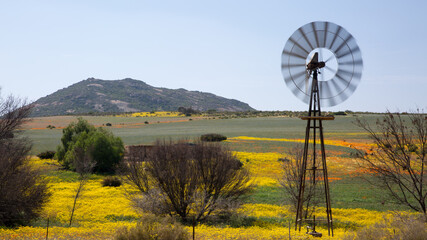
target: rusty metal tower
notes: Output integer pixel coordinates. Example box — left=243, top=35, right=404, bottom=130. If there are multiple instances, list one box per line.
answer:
left=281, top=21, right=363, bottom=237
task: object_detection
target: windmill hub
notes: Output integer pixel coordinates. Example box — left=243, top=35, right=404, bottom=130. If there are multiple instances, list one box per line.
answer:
left=306, top=54, right=325, bottom=71
left=306, top=49, right=339, bottom=82
left=281, top=21, right=363, bottom=107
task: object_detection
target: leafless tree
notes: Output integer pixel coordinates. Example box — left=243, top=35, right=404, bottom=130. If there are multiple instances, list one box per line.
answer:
left=68, top=146, right=95, bottom=226
left=0, top=93, right=50, bottom=226
left=354, top=111, right=426, bottom=220
left=0, top=94, right=32, bottom=139
left=122, top=139, right=252, bottom=222
left=279, top=144, right=320, bottom=219
left=120, top=146, right=150, bottom=194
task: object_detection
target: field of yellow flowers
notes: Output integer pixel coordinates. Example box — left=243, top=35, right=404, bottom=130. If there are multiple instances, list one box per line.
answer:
left=0, top=134, right=412, bottom=240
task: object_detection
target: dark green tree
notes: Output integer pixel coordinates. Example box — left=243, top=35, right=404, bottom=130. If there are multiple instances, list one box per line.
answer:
left=56, top=117, right=95, bottom=167
left=56, top=118, right=124, bottom=174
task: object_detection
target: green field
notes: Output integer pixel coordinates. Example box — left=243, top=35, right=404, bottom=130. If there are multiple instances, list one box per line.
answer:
left=21, top=114, right=409, bottom=213
left=23, top=114, right=379, bottom=154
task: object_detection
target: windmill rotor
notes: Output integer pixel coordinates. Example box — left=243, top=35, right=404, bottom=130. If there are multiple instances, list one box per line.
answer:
left=281, top=21, right=363, bottom=107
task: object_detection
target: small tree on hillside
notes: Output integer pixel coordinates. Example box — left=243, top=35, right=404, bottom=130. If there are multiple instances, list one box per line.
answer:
left=355, top=111, right=426, bottom=220
left=0, top=94, right=50, bottom=226
left=122, top=139, right=252, bottom=222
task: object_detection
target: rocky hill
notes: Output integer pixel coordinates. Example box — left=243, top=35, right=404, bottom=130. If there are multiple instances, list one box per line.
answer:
left=32, top=78, right=255, bottom=116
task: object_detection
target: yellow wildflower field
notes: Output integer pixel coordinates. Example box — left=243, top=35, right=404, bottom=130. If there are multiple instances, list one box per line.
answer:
left=117, top=111, right=183, bottom=117
left=228, top=136, right=374, bottom=153
left=0, top=154, right=412, bottom=239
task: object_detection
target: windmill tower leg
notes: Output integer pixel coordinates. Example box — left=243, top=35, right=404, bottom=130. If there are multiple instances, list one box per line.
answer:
left=295, top=71, right=333, bottom=236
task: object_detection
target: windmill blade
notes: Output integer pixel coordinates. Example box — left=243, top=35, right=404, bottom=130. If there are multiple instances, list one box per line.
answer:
left=324, top=55, right=334, bottom=63
left=281, top=63, right=306, bottom=68
left=339, top=59, right=363, bottom=66
left=335, top=34, right=353, bottom=54
left=328, top=25, right=342, bottom=49
left=311, top=22, right=320, bottom=48
left=323, top=22, right=329, bottom=48
left=336, top=45, right=360, bottom=59
left=320, top=69, right=325, bottom=82
left=299, top=28, right=314, bottom=50
left=325, top=65, right=335, bottom=73
left=289, top=37, right=310, bottom=55
left=282, top=50, right=306, bottom=60
left=319, top=48, right=324, bottom=62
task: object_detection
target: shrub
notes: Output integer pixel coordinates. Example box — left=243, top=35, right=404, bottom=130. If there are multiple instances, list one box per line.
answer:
left=333, top=111, right=347, bottom=116
left=177, top=107, right=199, bottom=116
left=114, top=214, right=189, bottom=240
left=102, top=176, right=122, bottom=187
left=122, top=139, right=252, bottom=222
left=56, top=117, right=96, bottom=163
left=56, top=118, right=124, bottom=174
left=0, top=94, right=50, bottom=226
left=46, top=124, right=55, bottom=129
left=341, top=213, right=427, bottom=240
left=355, top=111, right=427, bottom=218
left=37, top=150, right=56, bottom=159
left=200, top=133, right=227, bottom=142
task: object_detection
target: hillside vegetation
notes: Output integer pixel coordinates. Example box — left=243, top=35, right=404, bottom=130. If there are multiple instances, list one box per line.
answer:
left=32, top=78, right=254, bottom=117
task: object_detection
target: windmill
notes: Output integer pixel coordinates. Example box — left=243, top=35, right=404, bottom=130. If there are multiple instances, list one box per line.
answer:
left=281, top=21, right=363, bottom=237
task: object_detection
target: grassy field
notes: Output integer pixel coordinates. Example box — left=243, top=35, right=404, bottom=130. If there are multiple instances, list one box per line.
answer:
left=1, top=113, right=421, bottom=239
left=22, top=114, right=378, bottom=153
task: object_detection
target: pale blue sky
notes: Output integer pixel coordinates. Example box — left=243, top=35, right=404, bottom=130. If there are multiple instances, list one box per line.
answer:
left=0, top=0, right=426, bottom=112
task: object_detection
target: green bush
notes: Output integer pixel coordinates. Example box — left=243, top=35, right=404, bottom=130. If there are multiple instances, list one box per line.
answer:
left=114, top=214, right=189, bottom=240
left=56, top=118, right=124, bottom=174
left=333, top=111, right=347, bottom=116
left=200, top=133, right=227, bottom=142
left=102, top=176, right=122, bottom=187
left=37, top=150, right=56, bottom=159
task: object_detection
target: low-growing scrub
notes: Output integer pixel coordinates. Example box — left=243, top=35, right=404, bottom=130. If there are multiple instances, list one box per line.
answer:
left=37, top=150, right=56, bottom=159
left=200, top=133, right=227, bottom=142
left=102, top=176, right=122, bottom=187
left=341, top=213, right=427, bottom=240
left=114, top=214, right=189, bottom=240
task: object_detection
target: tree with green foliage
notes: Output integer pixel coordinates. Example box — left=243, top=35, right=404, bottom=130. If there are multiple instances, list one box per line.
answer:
left=56, top=118, right=124, bottom=174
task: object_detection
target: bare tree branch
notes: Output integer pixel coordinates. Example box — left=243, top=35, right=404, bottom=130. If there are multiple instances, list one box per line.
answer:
left=0, top=93, right=50, bottom=226
left=354, top=110, right=427, bottom=220
left=122, top=139, right=253, bottom=222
